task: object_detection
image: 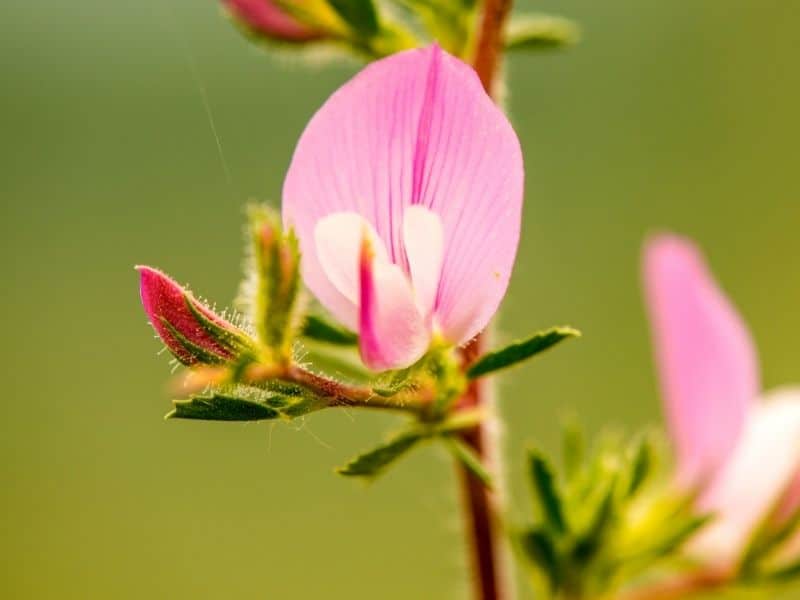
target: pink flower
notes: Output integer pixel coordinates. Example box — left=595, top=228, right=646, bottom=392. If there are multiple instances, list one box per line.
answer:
left=137, top=266, right=251, bottom=366
left=223, top=0, right=324, bottom=43
left=282, top=45, right=524, bottom=371
left=643, top=234, right=800, bottom=564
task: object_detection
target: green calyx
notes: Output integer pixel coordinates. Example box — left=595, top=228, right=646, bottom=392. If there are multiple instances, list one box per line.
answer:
left=244, top=205, right=303, bottom=362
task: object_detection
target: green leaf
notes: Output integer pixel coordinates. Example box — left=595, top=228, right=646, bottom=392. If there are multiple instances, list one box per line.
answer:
left=327, top=0, right=380, bottom=37
left=572, top=479, right=616, bottom=564
left=389, top=0, right=472, bottom=55
left=337, top=430, right=422, bottom=478
left=561, top=418, right=585, bottom=482
left=529, top=450, right=567, bottom=534
left=446, top=437, right=493, bottom=488
left=742, top=501, right=800, bottom=573
left=618, top=508, right=711, bottom=573
left=623, top=435, right=655, bottom=498
left=761, top=559, right=800, bottom=583
left=467, top=326, right=580, bottom=379
left=435, top=409, right=484, bottom=435
left=167, top=383, right=326, bottom=422
left=505, top=15, right=580, bottom=52
left=167, top=392, right=280, bottom=421
left=518, top=528, right=561, bottom=591
left=649, top=513, right=711, bottom=559
left=301, top=314, right=358, bottom=345
left=299, top=346, right=373, bottom=384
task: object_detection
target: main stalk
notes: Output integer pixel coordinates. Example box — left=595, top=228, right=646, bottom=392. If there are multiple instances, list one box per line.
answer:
left=457, top=2, right=516, bottom=598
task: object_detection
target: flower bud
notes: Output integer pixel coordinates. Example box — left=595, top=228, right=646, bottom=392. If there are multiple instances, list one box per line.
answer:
left=137, top=266, right=254, bottom=366
left=245, top=206, right=302, bottom=358
left=223, top=0, right=327, bottom=43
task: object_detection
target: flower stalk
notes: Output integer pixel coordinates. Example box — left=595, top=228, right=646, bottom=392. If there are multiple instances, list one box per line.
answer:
left=456, top=1, right=517, bottom=597
left=473, top=0, right=516, bottom=92
left=172, top=357, right=429, bottom=415
left=457, top=335, right=508, bottom=600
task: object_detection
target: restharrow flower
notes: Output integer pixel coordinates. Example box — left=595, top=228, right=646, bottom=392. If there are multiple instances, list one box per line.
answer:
left=282, top=44, right=524, bottom=371
left=643, top=234, right=800, bottom=565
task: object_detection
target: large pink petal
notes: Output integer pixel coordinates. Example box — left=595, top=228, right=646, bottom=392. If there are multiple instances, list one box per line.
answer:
left=642, top=234, right=760, bottom=487
left=359, top=234, right=429, bottom=371
left=691, top=389, right=800, bottom=564
left=283, top=44, right=523, bottom=345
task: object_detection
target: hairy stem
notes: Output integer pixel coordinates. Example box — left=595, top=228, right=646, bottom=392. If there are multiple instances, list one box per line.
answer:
left=172, top=362, right=416, bottom=414
left=473, top=0, right=515, bottom=93
left=457, top=336, right=508, bottom=600
left=455, top=1, right=516, bottom=598
left=176, top=359, right=429, bottom=414
left=284, top=364, right=416, bottom=412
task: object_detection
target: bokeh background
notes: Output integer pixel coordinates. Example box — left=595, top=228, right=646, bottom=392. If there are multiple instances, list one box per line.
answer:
left=3, top=0, right=799, bottom=597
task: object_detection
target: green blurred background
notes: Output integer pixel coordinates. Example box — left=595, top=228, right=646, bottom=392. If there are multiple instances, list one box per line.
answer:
left=2, top=0, right=799, bottom=597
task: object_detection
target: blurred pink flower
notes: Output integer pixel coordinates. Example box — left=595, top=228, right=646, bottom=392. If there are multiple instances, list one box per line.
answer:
left=643, top=234, right=800, bottom=565
left=138, top=266, right=247, bottom=365
left=282, top=45, right=524, bottom=371
left=224, top=0, right=324, bottom=42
